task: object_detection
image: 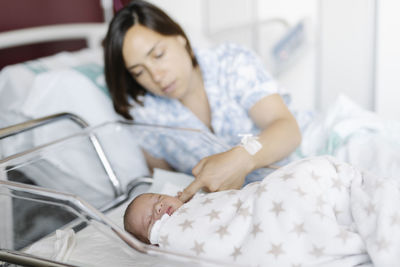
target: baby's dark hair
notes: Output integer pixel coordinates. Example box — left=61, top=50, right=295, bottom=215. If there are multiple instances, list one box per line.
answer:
left=123, top=194, right=150, bottom=243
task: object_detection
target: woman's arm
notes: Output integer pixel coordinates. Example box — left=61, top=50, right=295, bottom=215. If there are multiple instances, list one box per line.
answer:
left=178, top=94, right=301, bottom=202
left=142, top=149, right=174, bottom=174
left=248, top=93, right=301, bottom=169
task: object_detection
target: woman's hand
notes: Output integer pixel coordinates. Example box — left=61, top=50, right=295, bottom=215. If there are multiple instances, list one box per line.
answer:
left=178, top=146, right=255, bottom=202
left=178, top=94, right=301, bottom=203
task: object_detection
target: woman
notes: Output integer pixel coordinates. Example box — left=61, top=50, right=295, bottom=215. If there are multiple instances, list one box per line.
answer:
left=103, top=0, right=301, bottom=202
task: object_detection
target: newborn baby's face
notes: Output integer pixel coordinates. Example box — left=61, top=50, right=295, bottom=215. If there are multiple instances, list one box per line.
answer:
left=128, top=193, right=183, bottom=243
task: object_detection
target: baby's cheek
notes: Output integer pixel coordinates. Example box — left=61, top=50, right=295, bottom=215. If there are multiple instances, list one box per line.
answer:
left=147, top=222, right=154, bottom=239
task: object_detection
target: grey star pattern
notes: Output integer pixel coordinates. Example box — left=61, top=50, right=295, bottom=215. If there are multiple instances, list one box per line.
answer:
left=256, top=184, right=267, bottom=197
left=201, top=198, right=213, bottom=205
left=159, top=234, right=170, bottom=247
left=316, top=195, right=327, bottom=208
left=206, top=209, right=221, bottom=222
left=336, top=228, right=350, bottom=244
left=251, top=222, right=263, bottom=237
left=233, top=199, right=243, bottom=212
left=281, top=172, right=294, bottom=181
left=314, top=209, right=325, bottom=219
left=270, top=201, right=285, bottom=216
left=176, top=206, right=188, bottom=215
left=191, top=241, right=205, bottom=256
left=238, top=206, right=251, bottom=219
left=311, top=171, right=321, bottom=182
left=231, top=246, right=242, bottom=261
left=375, top=180, right=385, bottom=190
left=179, top=219, right=194, bottom=231
left=376, top=238, right=390, bottom=252
left=291, top=222, right=306, bottom=237
left=331, top=177, right=344, bottom=191
left=294, top=186, right=307, bottom=197
left=309, top=245, right=324, bottom=258
left=365, top=202, right=376, bottom=216
left=267, top=243, right=285, bottom=259
left=333, top=205, right=342, bottom=218
left=215, top=225, right=230, bottom=239
left=227, top=190, right=237, bottom=196
left=391, top=213, right=400, bottom=227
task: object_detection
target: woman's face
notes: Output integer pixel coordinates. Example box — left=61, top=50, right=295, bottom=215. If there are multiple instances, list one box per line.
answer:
left=122, top=24, right=195, bottom=100
left=128, top=193, right=183, bottom=243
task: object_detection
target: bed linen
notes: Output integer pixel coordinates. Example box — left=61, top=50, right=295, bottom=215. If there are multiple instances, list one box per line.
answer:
left=151, top=156, right=400, bottom=267
left=0, top=48, right=104, bottom=125
left=297, top=94, right=400, bottom=181
left=22, top=169, right=196, bottom=267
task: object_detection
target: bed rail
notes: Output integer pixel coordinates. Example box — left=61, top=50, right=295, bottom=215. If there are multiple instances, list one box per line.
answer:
left=0, top=113, right=89, bottom=140
left=0, top=248, right=78, bottom=267
left=0, top=23, right=107, bottom=50
left=0, top=112, right=123, bottom=197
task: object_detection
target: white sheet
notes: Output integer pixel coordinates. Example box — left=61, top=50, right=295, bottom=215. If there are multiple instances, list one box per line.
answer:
left=0, top=48, right=104, bottom=125
left=152, top=156, right=400, bottom=267
left=24, top=169, right=194, bottom=266
left=297, top=94, right=400, bottom=180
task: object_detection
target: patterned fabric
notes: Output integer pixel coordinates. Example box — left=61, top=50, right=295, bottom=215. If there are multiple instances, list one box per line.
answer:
left=130, top=43, right=284, bottom=182
left=151, top=156, right=400, bottom=266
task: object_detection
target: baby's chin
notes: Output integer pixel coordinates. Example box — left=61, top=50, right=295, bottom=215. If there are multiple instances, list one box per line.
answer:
left=148, top=213, right=171, bottom=245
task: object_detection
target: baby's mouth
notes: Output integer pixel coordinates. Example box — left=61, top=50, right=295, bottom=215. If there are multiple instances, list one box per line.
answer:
left=166, top=206, right=173, bottom=216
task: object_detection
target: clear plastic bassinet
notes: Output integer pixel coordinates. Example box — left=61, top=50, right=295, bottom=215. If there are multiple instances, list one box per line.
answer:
left=0, top=113, right=236, bottom=267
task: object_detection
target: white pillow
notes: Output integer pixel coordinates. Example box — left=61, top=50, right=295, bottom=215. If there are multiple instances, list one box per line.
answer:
left=18, top=67, right=149, bottom=196
left=0, top=48, right=104, bottom=122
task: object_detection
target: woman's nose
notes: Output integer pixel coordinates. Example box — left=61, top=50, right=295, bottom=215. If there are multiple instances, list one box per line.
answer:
left=149, top=66, right=164, bottom=84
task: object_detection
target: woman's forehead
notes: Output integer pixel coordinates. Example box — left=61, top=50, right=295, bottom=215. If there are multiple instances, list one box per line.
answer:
left=124, top=24, right=163, bottom=50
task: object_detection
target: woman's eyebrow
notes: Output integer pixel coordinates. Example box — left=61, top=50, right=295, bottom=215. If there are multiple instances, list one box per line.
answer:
left=127, top=41, right=161, bottom=70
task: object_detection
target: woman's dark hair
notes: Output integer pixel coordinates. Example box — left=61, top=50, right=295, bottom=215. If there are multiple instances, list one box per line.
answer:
left=104, top=0, right=198, bottom=120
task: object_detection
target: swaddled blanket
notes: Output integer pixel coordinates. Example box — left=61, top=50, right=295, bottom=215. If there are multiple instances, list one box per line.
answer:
left=150, top=156, right=400, bottom=266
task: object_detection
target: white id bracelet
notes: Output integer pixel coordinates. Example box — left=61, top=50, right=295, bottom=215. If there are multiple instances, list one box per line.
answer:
left=238, top=134, right=262, bottom=155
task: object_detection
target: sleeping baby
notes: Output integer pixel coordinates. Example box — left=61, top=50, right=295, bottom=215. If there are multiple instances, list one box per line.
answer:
left=124, top=156, right=400, bottom=266
left=124, top=192, right=183, bottom=244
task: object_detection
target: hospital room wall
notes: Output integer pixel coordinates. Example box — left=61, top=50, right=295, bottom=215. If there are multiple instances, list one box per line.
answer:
left=148, top=0, right=400, bottom=120
left=319, top=0, right=400, bottom=121
left=375, top=1, right=400, bottom=121
left=318, top=0, right=376, bottom=113
left=148, top=0, right=318, bottom=112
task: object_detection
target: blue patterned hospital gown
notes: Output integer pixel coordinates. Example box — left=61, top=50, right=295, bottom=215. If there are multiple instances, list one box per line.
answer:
left=130, top=43, right=289, bottom=184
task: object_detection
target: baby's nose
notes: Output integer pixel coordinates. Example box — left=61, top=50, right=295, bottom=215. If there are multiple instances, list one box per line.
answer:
left=154, top=201, right=163, bottom=215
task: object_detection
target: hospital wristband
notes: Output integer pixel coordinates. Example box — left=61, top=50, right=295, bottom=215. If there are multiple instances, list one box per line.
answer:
left=238, top=134, right=262, bottom=155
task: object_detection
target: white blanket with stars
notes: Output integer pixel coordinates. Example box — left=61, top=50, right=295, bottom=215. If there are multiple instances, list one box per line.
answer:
left=151, top=156, right=400, bottom=267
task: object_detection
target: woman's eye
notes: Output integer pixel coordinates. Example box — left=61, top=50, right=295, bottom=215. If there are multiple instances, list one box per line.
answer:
left=154, top=51, right=164, bottom=59
left=132, top=70, right=143, bottom=77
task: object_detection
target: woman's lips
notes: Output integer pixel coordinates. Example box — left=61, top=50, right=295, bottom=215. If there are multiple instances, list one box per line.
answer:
left=162, top=81, right=176, bottom=94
